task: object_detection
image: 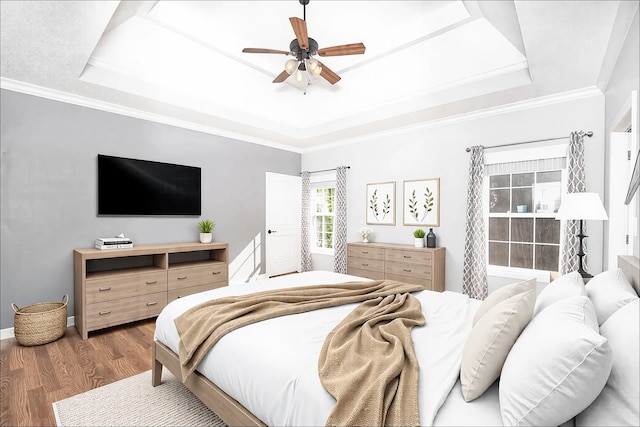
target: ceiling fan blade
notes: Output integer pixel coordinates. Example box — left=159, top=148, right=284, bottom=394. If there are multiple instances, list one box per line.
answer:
left=272, top=70, right=290, bottom=83
left=243, top=48, right=291, bottom=55
left=318, top=62, right=341, bottom=85
left=289, top=17, right=309, bottom=50
left=317, top=43, right=366, bottom=57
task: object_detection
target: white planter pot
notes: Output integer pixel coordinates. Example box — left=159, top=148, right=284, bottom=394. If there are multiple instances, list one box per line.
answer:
left=414, top=238, right=424, bottom=248
left=199, top=233, right=213, bottom=244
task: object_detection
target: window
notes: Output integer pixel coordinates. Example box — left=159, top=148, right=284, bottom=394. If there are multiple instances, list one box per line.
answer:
left=485, top=153, right=566, bottom=280
left=311, top=185, right=335, bottom=253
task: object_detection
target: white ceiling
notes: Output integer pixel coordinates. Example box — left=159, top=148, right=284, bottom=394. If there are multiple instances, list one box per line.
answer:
left=1, top=1, right=636, bottom=152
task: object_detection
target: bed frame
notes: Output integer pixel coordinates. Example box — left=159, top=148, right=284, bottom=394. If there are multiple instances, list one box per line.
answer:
left=152, top=340, right=265, bottom=426
left=151, top=255, right=640, bottom=426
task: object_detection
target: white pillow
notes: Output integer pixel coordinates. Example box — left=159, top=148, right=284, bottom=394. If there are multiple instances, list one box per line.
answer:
left=473, top=278, right=536, bottom=325
left=585, top=268, right=637, bottom=325
left=576, top=298, right=639, bottom=427
left=500, top=296, right=613, bottom=426
left=533, top=271, right=586, bottom=317
left=460, top=289, right=535, bottom=402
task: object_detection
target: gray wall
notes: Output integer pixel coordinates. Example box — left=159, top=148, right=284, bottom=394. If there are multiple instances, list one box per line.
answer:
left=0, top=89, right=300, bottom=329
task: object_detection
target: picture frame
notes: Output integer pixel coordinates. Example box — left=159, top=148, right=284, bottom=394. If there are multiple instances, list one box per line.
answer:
left=366, top=181, right=395, bottom=225
left=403, top=178, right=440, bottom=226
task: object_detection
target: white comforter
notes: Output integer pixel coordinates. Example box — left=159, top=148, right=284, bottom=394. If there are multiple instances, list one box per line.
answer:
left=154, top=271, right=479, bottom=426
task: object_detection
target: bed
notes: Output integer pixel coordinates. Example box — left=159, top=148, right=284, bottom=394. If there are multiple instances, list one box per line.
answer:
left=152, top=256, right=640, bottom=426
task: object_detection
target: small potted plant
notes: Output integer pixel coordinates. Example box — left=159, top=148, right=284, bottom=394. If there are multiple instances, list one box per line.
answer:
left=197, top=219, right=216, bottom=243
left=413, top=228, right=425, bottom=247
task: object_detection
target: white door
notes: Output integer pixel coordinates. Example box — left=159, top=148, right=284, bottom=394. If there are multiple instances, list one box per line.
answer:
left=265, top=172, right=301, bottom=277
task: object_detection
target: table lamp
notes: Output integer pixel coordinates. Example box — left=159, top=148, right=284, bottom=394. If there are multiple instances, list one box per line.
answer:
left=555, top=192, right=608, bottom=278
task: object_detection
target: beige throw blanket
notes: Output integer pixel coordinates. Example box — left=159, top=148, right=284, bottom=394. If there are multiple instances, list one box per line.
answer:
left=174, top=279, right=425, bottom=426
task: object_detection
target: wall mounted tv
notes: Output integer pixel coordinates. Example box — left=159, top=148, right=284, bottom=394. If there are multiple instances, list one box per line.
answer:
left=97, top=154, right=201, bottom=216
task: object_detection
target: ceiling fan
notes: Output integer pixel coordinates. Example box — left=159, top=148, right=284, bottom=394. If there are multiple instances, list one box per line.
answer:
left=242, top=0, right=366, bottom=86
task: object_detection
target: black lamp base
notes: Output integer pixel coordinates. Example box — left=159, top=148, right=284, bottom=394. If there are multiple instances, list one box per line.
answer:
left=576, top=219, right=592, bottom=279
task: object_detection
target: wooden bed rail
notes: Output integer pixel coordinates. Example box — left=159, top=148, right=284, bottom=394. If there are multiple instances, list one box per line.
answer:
left=152, top=340, right=266, bottom=427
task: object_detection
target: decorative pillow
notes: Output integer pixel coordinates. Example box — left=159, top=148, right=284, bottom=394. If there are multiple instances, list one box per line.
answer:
left=533, top=271, right=586, bottom=317
left=473, top=278, right=536, bottom=325
left=585, top=268, right=637, bottom=325
left=576, top=298, right=639, bottom=427
left=500, top=296, right=613, bottom=426
left=460, top=289, right=536, bottom=402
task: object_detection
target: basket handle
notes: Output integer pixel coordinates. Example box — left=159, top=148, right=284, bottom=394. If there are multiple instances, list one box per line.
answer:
left=61, top=294, right=69, bottom=306
left=11, top=303, right=20, bottom=313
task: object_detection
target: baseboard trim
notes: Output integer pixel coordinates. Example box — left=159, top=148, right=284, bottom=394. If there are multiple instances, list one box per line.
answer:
left=0, top=316, right=75, bottom=341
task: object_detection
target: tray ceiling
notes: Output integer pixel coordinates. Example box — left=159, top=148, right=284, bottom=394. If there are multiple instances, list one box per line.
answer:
left=0, top=1, right=633, bottom=152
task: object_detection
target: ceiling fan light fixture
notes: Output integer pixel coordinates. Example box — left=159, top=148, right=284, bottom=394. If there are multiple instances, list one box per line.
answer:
left=295, top=69, right=303, bottom=82
left=285, top=59, right=298, bottom=74
left=306, top=58, right=320, bottom=73
left=308, top=62, right=322, bottom=77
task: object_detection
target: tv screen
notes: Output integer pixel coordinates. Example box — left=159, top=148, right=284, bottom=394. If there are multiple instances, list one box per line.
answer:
left=97, top=154, right=201, bottom=216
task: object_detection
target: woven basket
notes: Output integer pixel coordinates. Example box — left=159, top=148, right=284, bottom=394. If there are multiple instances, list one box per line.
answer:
left=12, top=295, right=68, bottom=346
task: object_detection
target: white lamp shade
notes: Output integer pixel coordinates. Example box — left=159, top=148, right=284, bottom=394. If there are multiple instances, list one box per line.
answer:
left=555, top=192, right=609, bottom=220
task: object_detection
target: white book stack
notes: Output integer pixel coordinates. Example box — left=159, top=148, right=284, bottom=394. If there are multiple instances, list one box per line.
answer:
left=95, top=237, right=133, bottom=250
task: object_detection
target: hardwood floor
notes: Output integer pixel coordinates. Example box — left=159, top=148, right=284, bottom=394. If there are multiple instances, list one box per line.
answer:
left=0, top=318, right=157, bottom=427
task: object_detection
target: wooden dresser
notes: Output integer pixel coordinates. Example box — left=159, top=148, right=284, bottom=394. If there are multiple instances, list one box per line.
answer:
left=74, top=242, right=228, bottom=339
left=347, top=242, right=445, bottom=291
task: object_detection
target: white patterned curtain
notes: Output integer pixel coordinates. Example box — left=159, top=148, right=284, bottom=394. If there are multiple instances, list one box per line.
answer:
left=301, top=171, right=312, bottom=272
left=333, top=166, right=348, bottom=274
left=560, top=131, right=587, bottom=274
left=463, top=146, right=488, bottom=300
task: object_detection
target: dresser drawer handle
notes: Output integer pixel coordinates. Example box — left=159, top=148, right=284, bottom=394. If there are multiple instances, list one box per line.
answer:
left=177, top=276, right=187, bottom=280
left=403, top=255, right=412, bottom=259
left=98, top=310, right=112, bottom=315
left=403, top=269, right=412, bottom=272
left=146, top=280, right=158, bottom=285
left=362, top=263, right=369, bottom=267
left=146, top=301, right=158, bottom=306
left=212, top=271, right=221, bottom=275
left=361, top=251, right=369, bottom=254
left=98, top=287, right=111, bottom=291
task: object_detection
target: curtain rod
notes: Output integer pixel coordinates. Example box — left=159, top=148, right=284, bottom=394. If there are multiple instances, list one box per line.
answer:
left=300, top=166, right=351, bottom=175
left=465, top=131, right=593, bottom=153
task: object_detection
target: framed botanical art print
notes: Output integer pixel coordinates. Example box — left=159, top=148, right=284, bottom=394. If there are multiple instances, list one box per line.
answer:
left=366, top=181, right=395, bottom=225
left=403, top=178, right=440, bottom=226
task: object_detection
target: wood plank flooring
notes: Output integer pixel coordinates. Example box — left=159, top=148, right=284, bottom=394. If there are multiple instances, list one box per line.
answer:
left=0, top=319, right=156, bottom=427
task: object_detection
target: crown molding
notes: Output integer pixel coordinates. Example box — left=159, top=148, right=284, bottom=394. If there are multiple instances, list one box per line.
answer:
left=2, top=77, right=601, bottom=155
left=0, top=78, right=303, bottom=154
left=303, top=86, right=604, bottom=153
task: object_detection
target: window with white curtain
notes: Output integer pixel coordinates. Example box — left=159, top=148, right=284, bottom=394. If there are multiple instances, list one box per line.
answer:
left=484, top=145, right=567, bottom=281
left=310, top=176, right=335, bottom=254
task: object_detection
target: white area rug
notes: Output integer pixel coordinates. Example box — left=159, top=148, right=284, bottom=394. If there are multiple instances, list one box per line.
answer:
left=52, top=370, right=227, bottom=426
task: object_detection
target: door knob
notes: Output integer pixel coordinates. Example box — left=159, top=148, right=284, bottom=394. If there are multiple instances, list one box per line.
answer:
left=268, top=229, right=277, bottom=234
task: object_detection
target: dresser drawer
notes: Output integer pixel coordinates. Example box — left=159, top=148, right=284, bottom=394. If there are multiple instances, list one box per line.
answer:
left=86, top=270, right=167, bottom=304
left=347, top=267, right=385, bottom=280
left=347, top=246, right=385, bottom=260
left=385, top=262, right=432, bottom=280
left=168, top=263, right=228, bottom=291
left=385, top=273, right=432, bottom=289
left=168, top=282, right=227, bottom=303
left=86, top=291, right=167, bottom=330
left=347, top=256, right=384, bottom=273
left=385, top=249, right=432, bottom=265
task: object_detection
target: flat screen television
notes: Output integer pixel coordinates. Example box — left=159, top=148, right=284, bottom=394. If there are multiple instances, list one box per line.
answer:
left=97, top=154, right=201, bottom=216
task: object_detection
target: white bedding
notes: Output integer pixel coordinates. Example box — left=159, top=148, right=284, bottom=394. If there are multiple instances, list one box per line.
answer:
left=154, top=271, right=483, bottom=426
